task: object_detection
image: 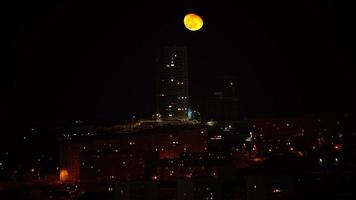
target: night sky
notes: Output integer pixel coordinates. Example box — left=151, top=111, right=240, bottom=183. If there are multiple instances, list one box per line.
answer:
left=2, top=0, right=356, bottom=128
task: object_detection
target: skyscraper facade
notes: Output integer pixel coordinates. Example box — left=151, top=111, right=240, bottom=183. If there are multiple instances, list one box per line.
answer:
left=156, top=46, right=189, bottom=121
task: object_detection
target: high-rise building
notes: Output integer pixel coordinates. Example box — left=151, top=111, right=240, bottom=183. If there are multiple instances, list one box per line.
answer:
left=203, top=76, right=242, bottom=121
left=155, top=46, right=189, bottom=121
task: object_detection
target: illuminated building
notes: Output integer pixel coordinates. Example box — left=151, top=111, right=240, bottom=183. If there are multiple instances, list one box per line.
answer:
left=156, top=46, right=189, bottom=121
left=60, top=125, right=208, bottom=183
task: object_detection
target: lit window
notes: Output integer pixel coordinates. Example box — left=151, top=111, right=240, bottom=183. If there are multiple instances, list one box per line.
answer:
left=166, top=64, right=170, bottom=67
left=273, top=188, right=282, bottom=193
left=168, top=105, right=172, bottom=108
left=171, top=79, right=174, bottom=82
left=319, top=158, right=323, bottom=164
left=178, top=108, right=181, bottom=111
left=168, top=114, right=173, bottom=117
left=171, top=64, right=175, bottom=67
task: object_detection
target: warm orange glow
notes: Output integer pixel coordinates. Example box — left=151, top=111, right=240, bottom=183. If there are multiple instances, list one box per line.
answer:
left=184, top=13, right=203, bottom=31
left=60, top=169, right=69, bottom=182
left=252, top=157, right=265, bottom=163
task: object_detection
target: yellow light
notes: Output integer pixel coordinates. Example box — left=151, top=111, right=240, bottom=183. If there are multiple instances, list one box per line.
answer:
left=184, top=13, right=203, bottom=31
left=60, top=169, right=69, bottom=182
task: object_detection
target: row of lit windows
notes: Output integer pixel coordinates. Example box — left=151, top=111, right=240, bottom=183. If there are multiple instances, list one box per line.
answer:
left=166, top=63, right=175, bottom=68
left=170, top=141, right=179, bottom=145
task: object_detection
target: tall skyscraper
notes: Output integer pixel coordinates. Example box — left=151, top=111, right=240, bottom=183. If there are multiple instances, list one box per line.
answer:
left=155, top=46, right=189, bottom=121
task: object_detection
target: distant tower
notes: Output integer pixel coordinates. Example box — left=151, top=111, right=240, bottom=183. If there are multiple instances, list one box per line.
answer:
left=204, top=76, right=241, bottom=121
left=155, top=46, right=189, bottom=121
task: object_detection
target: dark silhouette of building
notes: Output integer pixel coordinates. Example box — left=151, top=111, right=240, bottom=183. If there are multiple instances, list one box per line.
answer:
left=155, top=46, right=189, bottom=121
left=203, top=76, right=241, bottom=121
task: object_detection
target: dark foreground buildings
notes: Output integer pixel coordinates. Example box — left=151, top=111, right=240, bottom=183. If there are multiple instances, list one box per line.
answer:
left=50, top=112, right=356, bottom=200
left=1, top=113, right=356, bottom=200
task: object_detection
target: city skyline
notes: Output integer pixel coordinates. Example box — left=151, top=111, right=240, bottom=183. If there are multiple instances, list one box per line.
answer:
left=2, top=1, right=356, bottom=199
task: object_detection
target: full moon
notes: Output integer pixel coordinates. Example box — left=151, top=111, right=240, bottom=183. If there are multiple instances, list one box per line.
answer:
left=184, top=13, right=203, bottom=31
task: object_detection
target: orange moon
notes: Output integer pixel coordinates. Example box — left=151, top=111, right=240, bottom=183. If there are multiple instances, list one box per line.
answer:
left=184, top=13, right=203, bottom=31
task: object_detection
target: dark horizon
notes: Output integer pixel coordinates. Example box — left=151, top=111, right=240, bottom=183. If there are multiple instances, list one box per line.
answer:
left=2, top=0, right=356, bottom=126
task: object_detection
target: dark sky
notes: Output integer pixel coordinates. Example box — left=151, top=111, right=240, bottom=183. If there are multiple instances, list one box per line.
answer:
left=2, top=0, right=356, bottom=126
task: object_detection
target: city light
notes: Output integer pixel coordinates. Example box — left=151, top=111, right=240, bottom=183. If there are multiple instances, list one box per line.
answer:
left=273, top=188, right=283, bottom=193
left=334, top=144, right=343, bottom=150
left=2, top=2, right=356, bottom=200
left=60, top=169, right=69, bottom=182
